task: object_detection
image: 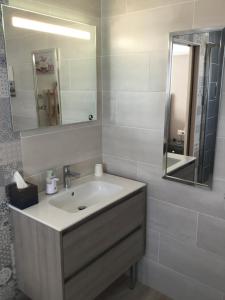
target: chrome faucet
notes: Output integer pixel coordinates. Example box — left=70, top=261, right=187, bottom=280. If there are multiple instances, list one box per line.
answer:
left=63, top=165, right=80, bottom=189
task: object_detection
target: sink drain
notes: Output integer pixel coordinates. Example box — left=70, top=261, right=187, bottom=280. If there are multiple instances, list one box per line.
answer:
left=78, top=206, right=87, bottom=211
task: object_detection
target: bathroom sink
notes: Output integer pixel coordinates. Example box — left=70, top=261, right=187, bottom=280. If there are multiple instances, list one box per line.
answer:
left=48, top=180, right=123, bottom=213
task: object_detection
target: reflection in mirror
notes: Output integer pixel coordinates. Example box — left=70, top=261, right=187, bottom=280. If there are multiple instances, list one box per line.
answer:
left=2, top=5, right=97, bottom=131
left=32, top=49, right=61, bottom=127
left=164, top=29, right=225, bottom=188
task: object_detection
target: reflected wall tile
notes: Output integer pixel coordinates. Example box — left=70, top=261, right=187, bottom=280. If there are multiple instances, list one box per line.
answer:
left=69, top=58, right=97, bottom=90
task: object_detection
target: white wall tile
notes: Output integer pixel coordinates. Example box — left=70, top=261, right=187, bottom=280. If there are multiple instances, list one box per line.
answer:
left=149, top=50, right=168, bottom=92
left=139, top=258, right=224, bottom=300
left=214, top=138, right=225, bottom=180
left=103, top=125, right=163, bottom=165
left=137, top=162, right=225, bottom=220
left=197, top=214, right=225, bottom=259
left=102, top=3, right=194, bottom=55
left=149, top=197, right=198, bottom=241
left=101, top=0, right=225, bottom=299
left=159, top=235, right=225, bottom=292
left=101, top=0, right=126, bottom=17
left=103, top=154, right=137, bottom=179
left=21, top=125, right=101, bottom=176
left=194, top=0, right=225, bottom=28
left=145, top=228, right=160, bottom=262
left=102, top=54, right=150, bottom=91
left=126, top=0, right=194, bottom=12
left=102, top=91, right=165, bottom=129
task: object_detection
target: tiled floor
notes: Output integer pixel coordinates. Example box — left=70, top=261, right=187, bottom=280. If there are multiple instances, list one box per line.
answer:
left=97, top=276, right=172, bottom=300
left=17, top=276, right=171, bottom=300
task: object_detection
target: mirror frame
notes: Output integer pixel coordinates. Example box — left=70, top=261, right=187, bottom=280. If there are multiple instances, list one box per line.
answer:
left=163, top=28, right=225, bottom=189
left=1, top=4, right=98, bottom=133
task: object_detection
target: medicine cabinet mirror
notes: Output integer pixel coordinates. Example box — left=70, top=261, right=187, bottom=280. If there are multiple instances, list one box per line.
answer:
left=163, top=29, right=225, bottom=188
left=2, top=5, right=97, bottom=131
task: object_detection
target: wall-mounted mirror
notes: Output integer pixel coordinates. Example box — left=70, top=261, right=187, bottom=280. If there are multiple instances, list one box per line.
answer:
left=163, top=29, right=225, bottom=188
left=2, top=5, right=97, bottom=131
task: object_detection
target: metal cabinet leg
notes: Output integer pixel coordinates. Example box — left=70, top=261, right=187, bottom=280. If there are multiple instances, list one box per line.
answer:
left=129, top=263, right=137, bottom=290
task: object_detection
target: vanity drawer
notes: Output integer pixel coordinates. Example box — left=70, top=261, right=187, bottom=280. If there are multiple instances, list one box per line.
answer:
left=62, top=189, right=145, bottom=279
left=65, top=228, right=144, bottom=300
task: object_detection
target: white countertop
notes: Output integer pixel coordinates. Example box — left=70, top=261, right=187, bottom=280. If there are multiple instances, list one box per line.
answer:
left=167, top=152, right=196, bottom=174
left=9, top=173, right=146, bottom=232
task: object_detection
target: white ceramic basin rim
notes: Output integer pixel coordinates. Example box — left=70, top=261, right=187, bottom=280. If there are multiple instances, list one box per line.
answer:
left=49, top=180, right=123, bottom=213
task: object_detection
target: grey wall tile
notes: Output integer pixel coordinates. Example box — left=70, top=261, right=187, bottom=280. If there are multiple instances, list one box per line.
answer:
left=101, top=2, right=194, bottom=55
left=217, top=93, right=225, bottom=138
left=139, top=258, right=224, bottom=300
left=45, top=0, right=101, bottom=17
left=145, top=227, right=160, bottom=262
left=103, top=154, right=137, bottom=180
left=101, top=0, right=126, bottom=17
left=214, top=138, right=225, bottom=179
left=21, top=125, right=102, bottom=176
left=126, top=0, right=194, bottom=12
left=159, top=236, right=225, bottom=292
left=103, top=126, right=163, bottom=166
left=197, top=214, right=225, bottom=259
left=149, top=50, right=168, bottom=92
left=102, top=54, right=150, bottom=91
left=137, top=162, right=225, bottom=220
left=101, top=0, right=225, bottom=299
left=102, top=91, right=165, bottom=130
left=194, top=0, right=225, bottom=28
left=149, top=198, right=198, bottom=241
left=25, top=156, right=102, bottom=192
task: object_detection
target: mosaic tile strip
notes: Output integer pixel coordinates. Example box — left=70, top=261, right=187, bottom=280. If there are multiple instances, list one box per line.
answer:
left=0, top=0, right=24, bottom=299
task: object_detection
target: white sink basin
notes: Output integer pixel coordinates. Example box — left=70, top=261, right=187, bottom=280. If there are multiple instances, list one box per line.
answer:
left=49, top=180, right=123, bottom=213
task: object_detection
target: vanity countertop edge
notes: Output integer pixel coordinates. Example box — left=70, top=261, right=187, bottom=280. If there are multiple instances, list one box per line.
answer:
left=9, top=173, right=146, bottom=232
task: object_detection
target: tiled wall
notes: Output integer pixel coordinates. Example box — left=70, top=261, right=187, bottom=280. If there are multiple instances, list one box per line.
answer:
left=101, top=1, right=225, bottom=299
left=0, top=0, right=101, bottom=299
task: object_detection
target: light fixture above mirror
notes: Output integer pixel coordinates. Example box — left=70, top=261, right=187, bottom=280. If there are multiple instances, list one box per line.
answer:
left=12, top=16, right=91, bottom=40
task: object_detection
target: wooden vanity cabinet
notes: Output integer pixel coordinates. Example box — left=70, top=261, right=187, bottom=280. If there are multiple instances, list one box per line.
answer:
left=11, top=188, right=146, bottom=300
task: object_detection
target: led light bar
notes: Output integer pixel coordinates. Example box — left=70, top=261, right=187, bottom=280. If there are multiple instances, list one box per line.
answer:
left=12, top=16, right=91, bottom=40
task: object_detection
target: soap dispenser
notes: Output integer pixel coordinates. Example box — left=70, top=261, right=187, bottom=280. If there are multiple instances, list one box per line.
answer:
left=46, top=170, right=59, bottom=195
